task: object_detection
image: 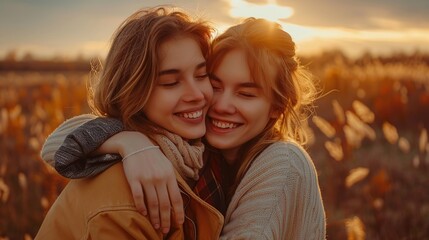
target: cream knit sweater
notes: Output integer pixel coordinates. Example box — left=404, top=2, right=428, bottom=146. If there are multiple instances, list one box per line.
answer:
left=220, top=142, right=326, bottom=239
left=41, top=114, right=326, bottom=239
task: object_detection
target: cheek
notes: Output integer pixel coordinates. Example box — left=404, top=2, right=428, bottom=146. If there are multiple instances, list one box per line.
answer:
left=208, top=92, right=223, bottom=110
left=146, top=90, right=175, bottom=112
left=246, top=101, right=272, bottom=123
left=200, top=80, right=214, bottom=101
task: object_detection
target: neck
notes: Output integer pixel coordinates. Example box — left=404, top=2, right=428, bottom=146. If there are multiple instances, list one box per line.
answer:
left=221, top=148, right=239, bottom=165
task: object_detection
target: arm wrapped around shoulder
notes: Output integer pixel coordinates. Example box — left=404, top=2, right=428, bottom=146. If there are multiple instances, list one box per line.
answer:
left=54, top=116, right=125, bottom=178
left=41, top=114, right=97, bottom=166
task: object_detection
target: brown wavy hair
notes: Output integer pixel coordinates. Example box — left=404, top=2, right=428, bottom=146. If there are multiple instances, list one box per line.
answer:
left=88, top=6, right=213, bottom=135
left=208, top=18, right=318, bottom=201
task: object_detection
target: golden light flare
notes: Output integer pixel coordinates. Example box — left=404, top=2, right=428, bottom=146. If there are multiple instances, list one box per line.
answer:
left=398, top=137, right=410, bottom=153
left=345, top=216, right=366, bottom=240
left=312, top=116, right=336, bottom=138
left=223, top=0, right=343, bottom=44
left=419, top=128, right=427, bottom=153
left=228, top=0, right=294, bottom=22
left=325, top=138, right=344, bottom=161
left=346, top=167, right=370, bottom=188
left=222, top=0, right=429, bottom=56
left=382, top=122, right=399, bottom=144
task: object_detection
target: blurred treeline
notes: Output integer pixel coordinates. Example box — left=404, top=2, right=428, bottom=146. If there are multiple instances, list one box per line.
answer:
left=0, top=49, right=428, bottom=239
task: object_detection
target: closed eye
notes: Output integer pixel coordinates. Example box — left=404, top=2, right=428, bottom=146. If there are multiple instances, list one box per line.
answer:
left=159, top=81, right=179, bottom=87
left=195, top=73, right=208, bottom=80
left=209, top=80, right=222, bottom=91
left=212, top=86, right=222, bottom=92
left=239, top=92, right=257, bottom=98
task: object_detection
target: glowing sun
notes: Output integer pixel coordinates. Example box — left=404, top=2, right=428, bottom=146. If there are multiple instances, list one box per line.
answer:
left=228, top=0, right=294, bottom=22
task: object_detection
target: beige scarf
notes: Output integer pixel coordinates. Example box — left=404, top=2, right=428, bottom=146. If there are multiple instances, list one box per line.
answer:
left=150, top=128, right=204, bottom=181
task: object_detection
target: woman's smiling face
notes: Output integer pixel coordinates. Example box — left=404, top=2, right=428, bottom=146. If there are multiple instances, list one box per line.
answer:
left=205, top=49, right=274, bottom=163
left=144, top=36, right=213, bottom=140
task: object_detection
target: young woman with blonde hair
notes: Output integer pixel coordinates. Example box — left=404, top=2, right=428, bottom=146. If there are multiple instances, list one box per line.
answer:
left=204, top=18, right=325, bottom=238
left=42, top=16, right=326, bottom=239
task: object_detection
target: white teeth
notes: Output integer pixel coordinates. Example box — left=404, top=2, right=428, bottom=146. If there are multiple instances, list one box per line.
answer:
left=212, top=119, right=238, bottom=129
left=178, top=110, right=202, bottom=119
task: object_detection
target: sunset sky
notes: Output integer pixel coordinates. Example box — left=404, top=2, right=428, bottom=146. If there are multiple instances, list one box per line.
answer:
left=1, top=0, right=428, bottom=59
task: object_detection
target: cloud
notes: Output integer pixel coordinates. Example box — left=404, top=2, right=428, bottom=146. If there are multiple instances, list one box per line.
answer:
left=1, top=0, right=428, bottom=58
left=277, top=0, right=429, bottom=30
left=186, top=0, right=237, bottom=25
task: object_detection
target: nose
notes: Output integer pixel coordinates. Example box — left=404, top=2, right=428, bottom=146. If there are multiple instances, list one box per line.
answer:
left=211, top=91, right=236, bottom=114
left=182, top=79, right=205, bottom=102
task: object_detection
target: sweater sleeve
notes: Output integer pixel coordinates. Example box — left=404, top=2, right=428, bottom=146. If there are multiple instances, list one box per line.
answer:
left=54, top=116, right=125, bottom=179
left=41, top=114, right=97, bottom=167
left=221, top=142, right=326, bottom=240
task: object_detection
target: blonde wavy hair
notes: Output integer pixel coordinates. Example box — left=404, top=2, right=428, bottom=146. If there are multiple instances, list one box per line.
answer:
left=88, top=6, right=213, bottom=135
left=208, top=18, right=318, bottom=200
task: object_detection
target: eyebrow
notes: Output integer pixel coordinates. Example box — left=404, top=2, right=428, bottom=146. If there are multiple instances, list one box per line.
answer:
left=210, top=73, right=261, bottom=88
left=158, top=61, right=206, bottom=76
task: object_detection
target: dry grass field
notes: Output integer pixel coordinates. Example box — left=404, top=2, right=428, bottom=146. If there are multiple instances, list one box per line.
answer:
left=1, top=51, right=428, bottom=239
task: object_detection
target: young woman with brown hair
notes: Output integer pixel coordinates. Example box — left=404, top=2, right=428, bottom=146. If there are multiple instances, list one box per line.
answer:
left=36, top=6, right=224, bottom=240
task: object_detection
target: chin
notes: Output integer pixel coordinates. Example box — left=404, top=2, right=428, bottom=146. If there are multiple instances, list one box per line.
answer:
left=182, top=130, right=205, bottom=140
left=206, top=138, right=230, bottom=150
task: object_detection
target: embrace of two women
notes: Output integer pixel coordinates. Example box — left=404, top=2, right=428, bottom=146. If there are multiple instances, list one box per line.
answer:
left=36, top=5, right=326, bottom=240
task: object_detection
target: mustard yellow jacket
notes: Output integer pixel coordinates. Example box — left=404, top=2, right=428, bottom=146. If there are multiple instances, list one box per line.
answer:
left=35, top=163, right=224, bottom=240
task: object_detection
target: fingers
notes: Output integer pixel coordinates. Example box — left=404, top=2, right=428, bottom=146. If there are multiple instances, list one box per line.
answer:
left=167, top=177, right=184, bottom=227
left=143, top=185, right=160, bottom=230
left=120, top=147, right=184, bottom=235
left=156, top=184, right=171, bottom=234
left=129, top=182, right=147, bottom=216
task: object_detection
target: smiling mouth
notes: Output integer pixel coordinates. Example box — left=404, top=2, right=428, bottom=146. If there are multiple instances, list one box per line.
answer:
left=211, top=119, right=240, bottom=129
left=176, top=110, right=203, bottom=119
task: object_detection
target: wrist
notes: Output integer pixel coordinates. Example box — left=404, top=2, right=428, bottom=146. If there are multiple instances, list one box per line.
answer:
left=115, top=131, right=156, bottom=157
left=121, top=146, right=160, bottom=162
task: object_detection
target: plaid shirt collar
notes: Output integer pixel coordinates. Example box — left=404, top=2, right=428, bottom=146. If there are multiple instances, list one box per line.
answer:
left=193, top=155, right=226, bottom=215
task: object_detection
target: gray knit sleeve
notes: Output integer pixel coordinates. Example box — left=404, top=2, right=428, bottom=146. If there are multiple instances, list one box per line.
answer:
left=54, top=117, right=124, bottom=179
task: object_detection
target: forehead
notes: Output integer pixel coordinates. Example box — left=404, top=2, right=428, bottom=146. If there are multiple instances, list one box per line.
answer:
left=213, top=49, right=252, bottom=84
left=158, top=37, right=205, bottom=70
left=213, top=48, right=276, bottom=99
